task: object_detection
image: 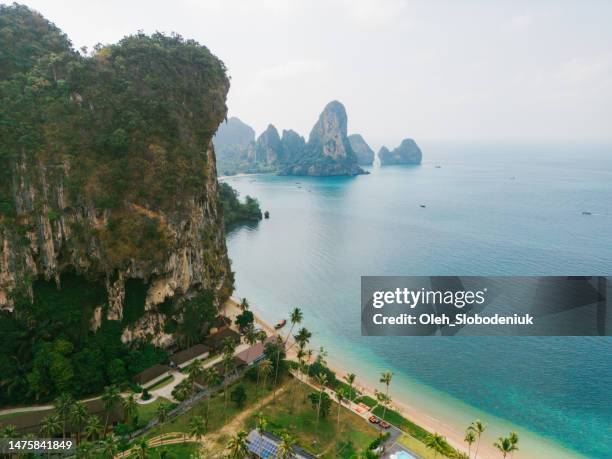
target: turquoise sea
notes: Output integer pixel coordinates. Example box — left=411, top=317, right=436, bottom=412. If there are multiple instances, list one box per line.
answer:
left=223, top=142, right=612, bottom=458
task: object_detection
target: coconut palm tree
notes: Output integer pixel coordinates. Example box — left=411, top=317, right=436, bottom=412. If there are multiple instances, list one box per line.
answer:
left=272, top=335, right=285, bottom=401
left=244, top=324, right=258, bottom=364
left=84, top=415, right=102, bottom=441
left=187, top=359, right=204, bottom=395
left=425, top=433, right=447, bottom=459
left=202, top=367, right=220, bottom=431
left=335, top=388, right=346, bottom=432
left=1, top=425, right=17, bottom=438
left=255, top=412, right=267, bottom=435
left=469, top=420, right=486, bottom=459
left=315, top=372, right=328, bottom=433
left=276, top=432, right=297, bottom=459
left=101, top=434, right=118, bottom=458
left=189, top=416, right=206, bottom=442
left=305, top=348, right=314, bottom=378
left=69, top=401, right=88, bottom=444
left=316, top=346, right=328, bottom=367
left=122, top=394, right=138, bottom=426
left=135, top=438, right=148, bottom=459
left=464, top=429, right=476, bottom=458
left=101, top=385, right=121, bottom=438
left=75, top=440, right=93, bottom=459
left=375, top=391, right=391, bottom=423
left=40, top=413, right=61, bottom=439
left=156, top=402, right=169, bottom=447
left=509, top=432, right=519, bottom=458
left=284, top=307, right=303, bottom=345
left=494, top=436, right=517, bottom=458
left=54, top=392, right=74, bottom=440
left=344, top=373, right=357, bottom=401
left=296, top=346, right=306, bottom=381
left=239, top=298, right=250, bottom=312
left=226, top=430, right=249, bottom=458
left=258, top=359, right=273, bottom=398
left=222, top=349, right=236, bottom=421
left=379, top=372, right=393, bottom=422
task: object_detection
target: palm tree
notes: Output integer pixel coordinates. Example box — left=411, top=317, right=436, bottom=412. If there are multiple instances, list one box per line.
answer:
left=255, top=412, right=267, bottom=435
left=75, top=440, right=93, bottom=459
left=156, top=402, right=169, bottom=447
left=222, top=347, right=236, bottom=421
left=425, top=433, right=447, bottom=459
left=509, top=432, right=519, bottom=458
left=70, top=401, right=88, bottom=444
left=276, top=432, right=297, bottom=459
left=101, top=434, right=118, bottom=458
left=464, top=429, right=476, bottom=458
left=239, top=298, right=250, bottom=312
left=469, top=420, right=486, bottom=459
left=1, top=425, right=17, bottom=438
left=293, top=326, right=312, bottom=349
left=122, top=394, right=138, bottom=426
left=54, top=392, right=74, bottom=440
left=272, top=335, right=285, bottom=401
left=344, top=373, right=356, bottom=401
left=226, top=430, right=249, bottom=458
left=305, top=348, right=314, bottom=378
left=244, top=324, right=258, bottom=365
left=135, top=438, right=149, bottom=459
left=187, top=359, right=204, bottom=395
left=84, top=415, right=102, bottom=441
left=40, top=413, right=61, bottom=439
left=284, top=307, right=303, bottom=345
left=189, top=416, right=206, bottom=442
left=296, top=347, right=306, bottom=381
left=315, top=372, right=328, bottom=433
left=335, top=389, right=346, bottom=432
left=101, top=385, right=121, bottom=438
left=379, top=371, right=393, bottom=422
left=375, top=390, right=391, bottom=423
left=203, top=367, right=220, bottom=431
left=257, top=359, right=273, bottom=398
left=494, top=436, right=517, bottom=458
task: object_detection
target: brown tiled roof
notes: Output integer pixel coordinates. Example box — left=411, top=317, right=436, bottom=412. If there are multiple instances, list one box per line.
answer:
left=169, top=344, right=210, bottom=366
left=203, top=327, right=240, bottom=350
left=235, top=336, right=277, bottom=365
left=133, top=363, right=170, bottom=385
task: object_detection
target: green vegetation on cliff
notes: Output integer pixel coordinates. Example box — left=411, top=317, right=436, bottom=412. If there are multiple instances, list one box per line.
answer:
left=218, top=182, right=262, bottom=229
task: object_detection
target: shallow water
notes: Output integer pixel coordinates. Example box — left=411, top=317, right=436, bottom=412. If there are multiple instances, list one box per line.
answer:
left=224, top=142, right=612, bottom=458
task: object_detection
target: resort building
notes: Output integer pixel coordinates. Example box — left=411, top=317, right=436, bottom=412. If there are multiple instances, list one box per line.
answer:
left=235, top=336, right=277, bottom=366
left=203, top=327, right=241, bottom=352
left=133, top=363, right=172, bottom=387
left=169, top=344, right=210, bottom=369
left=246, top=430, right=318, bottom=459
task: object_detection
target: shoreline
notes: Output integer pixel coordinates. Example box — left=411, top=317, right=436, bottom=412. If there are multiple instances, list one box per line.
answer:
left=223, top=297, right=587, bottom=459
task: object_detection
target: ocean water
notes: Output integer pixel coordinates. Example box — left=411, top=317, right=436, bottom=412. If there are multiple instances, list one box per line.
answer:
left=223, top=142, right=612, bottom=458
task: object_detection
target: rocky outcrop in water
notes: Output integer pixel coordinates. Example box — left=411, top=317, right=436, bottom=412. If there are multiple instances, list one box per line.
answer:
left=348, top=134, right=375, bottom=165
left=378, top=138, right=422, bottom=165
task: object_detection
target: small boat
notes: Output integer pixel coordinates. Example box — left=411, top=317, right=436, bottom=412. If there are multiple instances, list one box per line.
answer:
left=420, top=204, right=426, bottom=208
left=274, top=319, right=287, bottom=329
left=582, top=211, right=592, bottom=215
left=264, top=210, right=270, bottom=219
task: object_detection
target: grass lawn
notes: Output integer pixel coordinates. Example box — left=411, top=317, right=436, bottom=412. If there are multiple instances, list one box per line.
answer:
left=355, top=394, right=378, bottom=408
left=249, top=378, right=379, bottom=459
left=145, top=375, right=175, bottom=391
left=398, top=434, right=452, bottom=459
left=137, top=397, right=175, bottom=426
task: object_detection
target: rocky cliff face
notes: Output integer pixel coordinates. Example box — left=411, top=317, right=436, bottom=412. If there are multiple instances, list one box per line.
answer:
left=378, top=138, right=422, bottom=165
left=282, top=101, right=365, bottom=176
left=348, top=134, right=375, bottom=165
left=253, top=124, right=284, bottom=165
left=0, top=8, right=232, bottom=345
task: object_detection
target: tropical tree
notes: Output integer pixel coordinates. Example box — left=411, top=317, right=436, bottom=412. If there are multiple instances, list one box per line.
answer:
left=84, top=415, right=102, bottom=441
left=276, top=432, right=297, bottom=459
left=379, top=372, right=393, bottom=422
left=469, top=420, right=486, bottom=459
left=296, top=346, right=306, bottom=381
left=509, top=432, right=519, bottom=458
left=101, top=385, right=121, bottom=438
left=202, top=367, right=220, bottom=431
left=494, top=436, right=518, bottom=458
left=54, top=392, right=74, bottom=440
left=244, top=324, right=258, bottom=365
left=70, top=401, right=88, bottom=444
left=101, top=434, right=118, bottom=458
left=1, top=425, right=17, bottom=438
left=344, top=373, right=357, bottom=401
left=221, top=340, right=237, bottom=421
left=271, top=335, right=285, bottom=401
left=375, top=390, right=391, bottom=423
left=293, top=326, right=312, bottom=349
left=426, top=433, right=448, bottom=458
left=187, top=359, right=204, bottom=395
left=156, top=402, right=169, bottom=447
left=75, top=440, right=93, bottom=459
left=285, top=307, right=303, bottom=345
left=464, top=429, right=476, bottom=458
left=40, top=413, right=61, bottom=438
left=122, top=393, right=138, bottom=426
left=189, top=416, right=206, bottom=442
left=255, top=412, right=267, bottom=435
left=315, top=372, right=328, bottom=433
left=226, top=430, right=249, bottom=458
left=239, top=298, right=250, bottom=312
left=257, top=359, right=273, bottom=398
left=135, top=438, right=148, bottom=459
left=305, top=348, right=314, bottom=378
left=335, top=388, right=346, bottom=432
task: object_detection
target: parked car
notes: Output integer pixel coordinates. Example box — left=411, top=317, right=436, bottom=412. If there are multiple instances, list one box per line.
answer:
left=368, top=416, right=380, bottom=424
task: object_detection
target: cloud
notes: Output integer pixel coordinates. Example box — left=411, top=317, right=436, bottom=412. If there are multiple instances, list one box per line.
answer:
left=509, top=13, right=534, bottom=30
left=252, top=59, right=327, bottom=87
left=340, top=0, right=409, bottom=29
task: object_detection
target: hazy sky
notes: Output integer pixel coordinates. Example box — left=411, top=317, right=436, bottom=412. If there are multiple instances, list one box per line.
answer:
left=11, top=0, right=612, bottom=146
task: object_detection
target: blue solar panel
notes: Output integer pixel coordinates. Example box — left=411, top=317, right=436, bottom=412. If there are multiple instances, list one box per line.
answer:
left=248, top=431, right=279, bottom=458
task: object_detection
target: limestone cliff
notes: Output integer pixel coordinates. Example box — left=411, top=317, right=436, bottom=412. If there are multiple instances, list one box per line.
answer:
left=378, top=138, right=423, bottom=165
left=253, top=124, right=284, bottom=165
left=348, top=134, right=375, bottom=165
left=0, top=6, right=232, bottom=345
